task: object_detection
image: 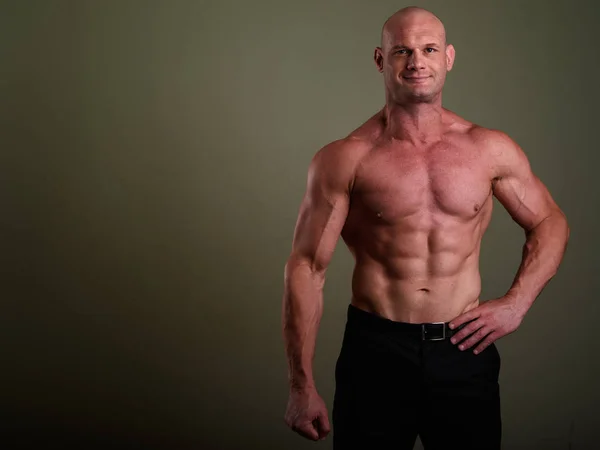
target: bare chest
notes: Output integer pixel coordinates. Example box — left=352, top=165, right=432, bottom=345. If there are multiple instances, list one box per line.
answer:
left=351, top=142, right=493, bottom=223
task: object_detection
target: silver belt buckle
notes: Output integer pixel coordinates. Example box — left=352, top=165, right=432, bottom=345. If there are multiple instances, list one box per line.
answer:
left=422, top=322, right=446, bottom=341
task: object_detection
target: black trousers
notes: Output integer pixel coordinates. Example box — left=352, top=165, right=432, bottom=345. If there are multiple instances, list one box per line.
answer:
left=332, top=304, right=502, bottom=450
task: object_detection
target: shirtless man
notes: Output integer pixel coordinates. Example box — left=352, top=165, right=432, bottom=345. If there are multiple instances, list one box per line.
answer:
left=282, top=6, right=569, bottom=449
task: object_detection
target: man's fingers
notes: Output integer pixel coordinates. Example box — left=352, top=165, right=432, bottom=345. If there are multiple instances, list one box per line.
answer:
left=455, top=326, right=489, bottom=351
left=473, top=334, right=498, bottom=355
left=294, top=421, right=320, bottom=441
left=316, top=412, right=331, bottom=438
left=449, top=309, right=480, bottom=330
left=450, top=319, right=483, bottom=345
left=294, top=411, right=330, bottom=441
left=284, top=391, right=330, bottom=441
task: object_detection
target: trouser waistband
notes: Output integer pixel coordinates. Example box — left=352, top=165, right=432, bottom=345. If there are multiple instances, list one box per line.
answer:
left=346, top=303, right=467, bottom=341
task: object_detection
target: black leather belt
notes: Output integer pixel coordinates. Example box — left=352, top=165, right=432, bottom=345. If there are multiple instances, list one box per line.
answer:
left=347, top=304, right=469, bottom=342
left=421, top=322, right=465, bottom=341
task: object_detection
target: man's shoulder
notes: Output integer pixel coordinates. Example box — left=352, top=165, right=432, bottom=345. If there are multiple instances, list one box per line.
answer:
left=308, top=137, right=370, bottom=191
left=314, top=109, right=384, bottom=163
left=467, top=125, right=517, bottom=150
left=312, top=136, right=371, bottom=170
left=442, top=113, right=519, bottom=158
left=444, top=109, right=515, bottom=148
left=463, top=124, right=530, bottom=181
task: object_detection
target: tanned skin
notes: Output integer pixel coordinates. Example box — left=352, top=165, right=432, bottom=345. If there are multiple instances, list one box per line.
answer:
left=282, top=6, right=569, bottom=442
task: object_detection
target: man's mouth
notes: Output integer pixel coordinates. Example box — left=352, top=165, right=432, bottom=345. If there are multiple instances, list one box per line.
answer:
left=403, top=76, right=430, bottom=84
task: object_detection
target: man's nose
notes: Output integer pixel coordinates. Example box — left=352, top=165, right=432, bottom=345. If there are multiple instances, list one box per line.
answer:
left=407, top=52, right=425, bottom=70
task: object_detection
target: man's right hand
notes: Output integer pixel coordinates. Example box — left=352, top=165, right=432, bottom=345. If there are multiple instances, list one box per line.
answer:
left=284, top=388, right=331, bottom=441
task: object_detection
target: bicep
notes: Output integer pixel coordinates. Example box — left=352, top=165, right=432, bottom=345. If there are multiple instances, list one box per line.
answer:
left=288, top=147, right=353, bottom=272
left=491, top=137, right=557, bottom=231
left=290, top=186, right=349, bottom=272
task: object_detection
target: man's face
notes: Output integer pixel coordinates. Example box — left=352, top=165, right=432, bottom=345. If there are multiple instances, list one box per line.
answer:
left=376, top=17, right=455, bottom=103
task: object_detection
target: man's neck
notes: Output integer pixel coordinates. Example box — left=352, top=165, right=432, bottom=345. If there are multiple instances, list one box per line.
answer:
left=382, top=101, right=445, bottom=145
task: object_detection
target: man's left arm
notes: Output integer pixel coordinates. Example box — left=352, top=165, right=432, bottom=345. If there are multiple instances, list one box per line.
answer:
left=449, top=130, right=570, bottom=353
left=490, top=131, right=570, bottom=314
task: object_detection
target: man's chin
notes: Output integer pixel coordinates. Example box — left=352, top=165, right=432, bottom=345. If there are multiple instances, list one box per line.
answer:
left=402, top=90, right=437, bottom=103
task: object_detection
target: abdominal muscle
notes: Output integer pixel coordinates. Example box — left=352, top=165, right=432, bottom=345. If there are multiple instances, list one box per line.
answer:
left=344, top=226, right=484, bottom=324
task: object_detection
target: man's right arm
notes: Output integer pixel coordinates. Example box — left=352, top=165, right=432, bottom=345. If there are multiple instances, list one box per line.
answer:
left=282, top=139, right=358, bottom=392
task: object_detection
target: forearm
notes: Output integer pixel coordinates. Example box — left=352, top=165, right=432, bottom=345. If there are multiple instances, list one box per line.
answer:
left=282, top=259, right=325, bottom=392
left=507, top=210, right=570, bottom=314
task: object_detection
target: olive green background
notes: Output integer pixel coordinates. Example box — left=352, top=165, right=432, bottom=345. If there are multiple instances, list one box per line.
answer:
left=1, top=0, right=598, bottom=449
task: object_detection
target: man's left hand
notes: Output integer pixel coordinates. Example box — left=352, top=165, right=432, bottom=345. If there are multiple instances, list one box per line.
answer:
left=448, top=296, right=526, bottom=354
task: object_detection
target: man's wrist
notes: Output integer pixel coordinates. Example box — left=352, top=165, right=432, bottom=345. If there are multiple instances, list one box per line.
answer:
left=505, top=289, right=532, bottom=318
left=289, top=381, right=316, bottom=393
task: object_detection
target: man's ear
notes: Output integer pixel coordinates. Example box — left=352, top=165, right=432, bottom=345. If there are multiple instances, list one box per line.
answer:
left=374, top=47, right=384, bottom=73
left=446, top=44, right=455, bottom=71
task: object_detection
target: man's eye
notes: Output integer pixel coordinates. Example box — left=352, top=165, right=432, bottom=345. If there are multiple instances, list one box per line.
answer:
left=426, top=48, right=436, bottom=53
left=396, top=49, right=407, bottom=54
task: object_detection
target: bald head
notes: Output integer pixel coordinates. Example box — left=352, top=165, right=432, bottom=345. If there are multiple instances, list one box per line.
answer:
left=374, top=6, right=455, bottom=104
left=381, top=7, right=446, bottom=51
